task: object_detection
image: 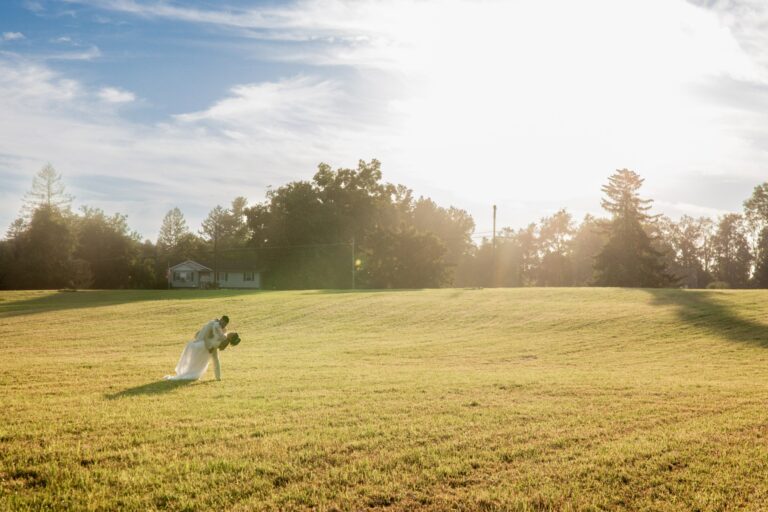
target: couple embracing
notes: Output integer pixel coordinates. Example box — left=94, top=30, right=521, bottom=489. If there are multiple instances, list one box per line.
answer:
left=165, top=315, right=241, bottom=381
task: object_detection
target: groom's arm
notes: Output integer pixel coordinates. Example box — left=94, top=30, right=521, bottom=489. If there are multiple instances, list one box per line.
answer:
left=213, top=322, right=227, bottom=341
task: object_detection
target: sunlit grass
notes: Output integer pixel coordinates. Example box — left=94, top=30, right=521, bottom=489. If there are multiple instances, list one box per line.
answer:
left=2, top=288, right=768, bottom=510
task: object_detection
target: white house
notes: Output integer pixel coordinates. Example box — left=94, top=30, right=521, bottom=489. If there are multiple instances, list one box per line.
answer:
left=169, top=259, right=262, bottom=289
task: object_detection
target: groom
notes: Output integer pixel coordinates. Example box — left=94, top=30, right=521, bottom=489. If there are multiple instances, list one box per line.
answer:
left=196, top=315, right=229, bottom=380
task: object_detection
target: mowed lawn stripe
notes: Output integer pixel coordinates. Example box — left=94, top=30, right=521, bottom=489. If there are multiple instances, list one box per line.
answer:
left=1, top=288, right=768, bottom=510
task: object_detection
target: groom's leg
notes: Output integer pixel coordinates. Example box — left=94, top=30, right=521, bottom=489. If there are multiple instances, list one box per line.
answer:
left=211, top=350, right=221, bottom=381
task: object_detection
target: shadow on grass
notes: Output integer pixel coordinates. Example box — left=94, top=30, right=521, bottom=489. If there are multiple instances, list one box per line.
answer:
left=644, top=288, right=768, bottom=347
left=0, top=289, right=267, bottom=319
left=105, top=379, right=211, bottom=400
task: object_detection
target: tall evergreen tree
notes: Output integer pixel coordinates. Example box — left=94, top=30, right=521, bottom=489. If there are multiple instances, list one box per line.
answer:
left=157, top=207, right=189, bottom=252
left=593, top=169, right=672, bottom=287
left=22, top=164, right=74, bottom=216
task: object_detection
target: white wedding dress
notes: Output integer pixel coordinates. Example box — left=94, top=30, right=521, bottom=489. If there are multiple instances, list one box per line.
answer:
left=165, top=319, right=226, bottom=381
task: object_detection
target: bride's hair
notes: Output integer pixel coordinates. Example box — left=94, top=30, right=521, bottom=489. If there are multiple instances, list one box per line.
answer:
left=220, top=315, right=230, bottom=324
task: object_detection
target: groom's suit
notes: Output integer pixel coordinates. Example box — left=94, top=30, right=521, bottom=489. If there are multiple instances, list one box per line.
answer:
left=196, top=319, right=227, bottom=351
left=195, top=319, right=227, bottom=380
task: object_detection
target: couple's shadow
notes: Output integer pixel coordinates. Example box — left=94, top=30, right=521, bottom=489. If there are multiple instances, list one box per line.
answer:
left=105, top=379, right=211, bottom=399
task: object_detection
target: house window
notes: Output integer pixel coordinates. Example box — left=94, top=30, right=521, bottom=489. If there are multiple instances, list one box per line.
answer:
left=173, top=271, right=191, bottom=282
left=224, top=273, right=229, bottom=282
left=243, top=272, right=255, bottom=281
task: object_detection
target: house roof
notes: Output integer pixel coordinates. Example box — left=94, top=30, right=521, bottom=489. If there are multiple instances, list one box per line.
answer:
left=202, top=260, right=265, bottom=272
left=197, top=252, right=265, bottom=272
left=169, top=259, right=212, bottom=272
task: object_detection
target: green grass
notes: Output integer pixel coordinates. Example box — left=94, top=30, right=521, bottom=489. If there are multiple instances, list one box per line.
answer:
left=2, top=287, right=768, bottom=511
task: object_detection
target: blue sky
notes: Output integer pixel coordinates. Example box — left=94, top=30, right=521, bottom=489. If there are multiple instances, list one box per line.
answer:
left=1, top=0, right=768, bottom=240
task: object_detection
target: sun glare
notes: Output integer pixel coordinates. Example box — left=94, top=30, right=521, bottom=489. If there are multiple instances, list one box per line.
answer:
left=358, top=0, right=761, bottom=218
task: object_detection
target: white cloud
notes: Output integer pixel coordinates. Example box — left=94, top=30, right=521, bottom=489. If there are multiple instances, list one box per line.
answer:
left=0, top=56, right=375, bottom=238
left=176, top=76, right=344, bottom=133
left=5, top=0, right=768, bottom=237
left=98, top=87, right=136, bottom=104
left=2, top=32, right=25, bottom=41
left=23, top=1, right=45, bottom=14
left=46, top=45, right=102, bottom=61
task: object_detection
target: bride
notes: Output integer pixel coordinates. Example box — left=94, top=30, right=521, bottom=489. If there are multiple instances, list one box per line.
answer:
left=165, top=315, right=240, bottom=381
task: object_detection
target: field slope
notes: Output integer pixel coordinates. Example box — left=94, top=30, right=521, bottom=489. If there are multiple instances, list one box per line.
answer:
left=1, top=288, right=768, bottom=511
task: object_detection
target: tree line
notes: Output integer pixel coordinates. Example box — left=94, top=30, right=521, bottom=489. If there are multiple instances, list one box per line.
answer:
left=458, top=170, right=768, bottom=289
left=1, top=162, right=767, bottom=290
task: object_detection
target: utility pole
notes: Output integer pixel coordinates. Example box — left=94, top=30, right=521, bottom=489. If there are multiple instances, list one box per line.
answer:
left=492, top=204, right=497, bottom=287
left=213, top=221, right=219, bottom=288
left=351, top=236, right=356, bottom=290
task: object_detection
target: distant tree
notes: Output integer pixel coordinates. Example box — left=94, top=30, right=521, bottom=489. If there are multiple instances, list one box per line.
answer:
left=0, top=240, right=15, bottom=288
left=744, top=183, right=768, bottom=234
left=229, top=196, right=250, bottom=242
left=22, top=164, right=73, bottom=216
left=74, top=207, right=142, bottom=289
left=475, top=225, right=538, bottom=287
left=5, top=218, right=26, bottom=240
left=744, top=183, right=768, bottom=283
left=246, top=160, right=459, bottom=289
left=455, top=241, right=493, bottom=287
left=153, top=207, right=207, bottom=286
left=157, top=207, right=189, bottom=252
left=201, top=205, right=227, bottom=243
left=11, top=206, right=77, bottom=289
left=360, top=226, right=448, bottom=288
left=201, top=197, right=250, bottom=249
left=594, top=169, right=672, bottom=287
left=711, top=213, right=752, bottom=288
left=537, top=209, right=575, bottom=286
left=411, top=198, right=475, bottom=283
left=516, top=224, right=539, bottom=286
left=753, top=227, right=768, bottom=288
left=664, top=215, right=711, bottom=288
left=648, top=215, right=685, bottom=286
left=570, top=214, right=607, bottom=286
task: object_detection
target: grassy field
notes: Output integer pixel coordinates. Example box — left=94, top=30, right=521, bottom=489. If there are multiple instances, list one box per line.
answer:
left=1, top=287, right=768, bottom=511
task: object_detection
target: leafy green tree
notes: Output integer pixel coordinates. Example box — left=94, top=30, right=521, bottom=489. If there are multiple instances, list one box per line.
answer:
left=570, top=214, right=607, bottom=286
left=246, top=160, right=458, bottom=289
left=648, top=215, right=685, bottom=287
left=664, top=215, right=712, bottom=288
left=473, top=225, right=536, bottom=287
left=744, top=183, right=768, bottom=284
left=711, top=213, right=752, bottom=288
left=537, top=209, right=574, bottom=286
left=753, top=227, right=768, bottom=288
left=74, top=207, right=142, bottom=289
left=11, top=206, right=77, bottom=289
left=201, top=197, right=250, bottom=248
left=360, top=226, right=448, bottom=288
left=411, top=198, right=474, bottom=283
left=594, top=169, right=673, bottom=287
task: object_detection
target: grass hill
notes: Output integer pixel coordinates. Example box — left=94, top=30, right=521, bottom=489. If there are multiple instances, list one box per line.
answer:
left=2, top=288, right=768, bottom=510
